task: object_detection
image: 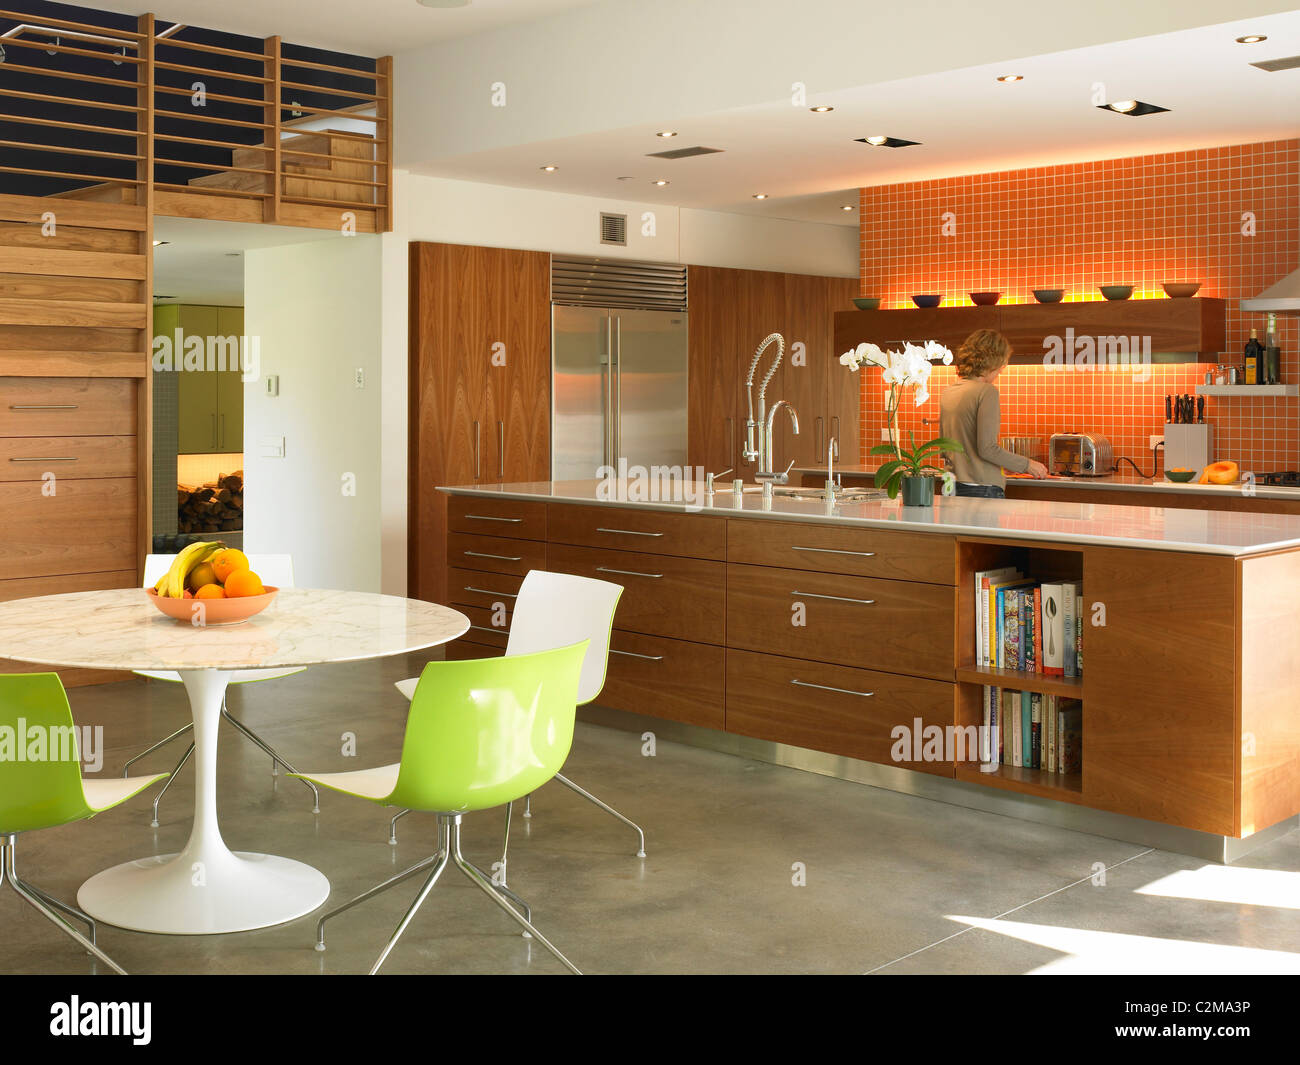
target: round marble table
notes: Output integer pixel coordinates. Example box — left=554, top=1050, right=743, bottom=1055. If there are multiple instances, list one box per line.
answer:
left=0, top=587, right=468, bottom=935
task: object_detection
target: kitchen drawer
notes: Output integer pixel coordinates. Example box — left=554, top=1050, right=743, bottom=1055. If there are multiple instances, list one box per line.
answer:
left=0, top=436, right=136, bottom=481
left=446, top=532, right=546, bottom=577
left=727, top=519, right=955, bottom=585
left=446, top=567, right=524, bottom=614
left=455, top=603, right=511, bottom=649
left=547, top=503, right=725, bottom=560
left=0, top=378, right=137, bottom=437
left=447, top=494, right=546, bottom=541
left=725, top=648, right=955, bottom=775
left=599, top=631, right=725, bottom=730
left=726, top=563, right=955, bottom=680
left=547, top=542, right=725, bottom=645
left=0, top=478, right=137, bottom=581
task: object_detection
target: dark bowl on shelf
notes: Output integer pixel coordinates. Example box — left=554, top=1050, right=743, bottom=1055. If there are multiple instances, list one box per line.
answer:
left=1165, top=469, right=1198, bottom=483
left=852, top=297, right=882, bottom=311
left=911, top=294, right=942, bottom=309
left=1099, top=284, right=1134, bottom=301
left=1032, top=288, right=1064, bottom=303
left=1162, top=282, right=1201, bottom=299
left=969, top=291, right=1001, bottom=306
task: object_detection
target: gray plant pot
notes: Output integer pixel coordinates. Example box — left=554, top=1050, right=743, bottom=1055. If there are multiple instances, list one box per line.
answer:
left=900, top=475, right=935, bottom=506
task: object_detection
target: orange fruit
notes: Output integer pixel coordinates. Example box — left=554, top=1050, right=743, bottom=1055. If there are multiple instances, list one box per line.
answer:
left=211, top=548, right=249, bottom=583
left=187, top=562, right=216, bottom=591
left=195, top=584, right=226, bottom=599
left=223, top=568, right=265, bottom=598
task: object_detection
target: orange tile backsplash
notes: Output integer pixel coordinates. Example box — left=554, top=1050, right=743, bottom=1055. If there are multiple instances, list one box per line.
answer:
left=854, top=139, right=1300, bottom=474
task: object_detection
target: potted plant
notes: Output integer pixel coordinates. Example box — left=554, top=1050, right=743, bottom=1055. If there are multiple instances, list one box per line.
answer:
left=839, top=339, right=964, bottom=506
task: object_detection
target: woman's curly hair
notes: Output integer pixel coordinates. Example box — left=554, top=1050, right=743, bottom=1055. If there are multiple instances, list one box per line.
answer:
left=956, top=329, right=1012, bottom=379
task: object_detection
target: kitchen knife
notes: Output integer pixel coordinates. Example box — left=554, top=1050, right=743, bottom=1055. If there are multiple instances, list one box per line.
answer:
left=1165, top=395, right=1172, bottom=423
left=1197, top=395, right=1205, bottom=423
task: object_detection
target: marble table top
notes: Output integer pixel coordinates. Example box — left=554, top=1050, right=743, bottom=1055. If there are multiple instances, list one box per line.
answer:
left=0, top=588, right=469, bottom=672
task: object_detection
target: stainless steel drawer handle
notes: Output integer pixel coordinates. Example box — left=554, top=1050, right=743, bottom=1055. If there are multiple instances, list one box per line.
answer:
left=792, top=545, right=877, bottom=558
left=463, top=585, right=518, bottom=599
left=464, top=550, right=523, bottom=562
left=791, top=678, right=874, bottom=698
left=469, top=623, right=506, bottom=634
left=610, top=649, right=665, bottom=662
left=597, top=566, right=663, bottom=579
left=464, top=514, right=524, bottom=523
left=790, top=590, right=875, bottom=605
left=9, top=456, right=78, bottom=463
left=595, top=527, right=665, bottom=537
left=9, top=404, right=78, bottom=410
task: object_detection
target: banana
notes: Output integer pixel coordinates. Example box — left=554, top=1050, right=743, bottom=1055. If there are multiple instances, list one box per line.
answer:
left=156, top=540, right=225, bottom=597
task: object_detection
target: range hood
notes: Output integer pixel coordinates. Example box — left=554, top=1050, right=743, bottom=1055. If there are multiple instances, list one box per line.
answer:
left=1240, top=267, right=1300, bottom=316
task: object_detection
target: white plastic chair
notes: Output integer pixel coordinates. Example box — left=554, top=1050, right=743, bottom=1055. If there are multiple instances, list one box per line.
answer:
left=125, top=552, right=318, bottom=823
left=388, top=570, right=640, bottom=883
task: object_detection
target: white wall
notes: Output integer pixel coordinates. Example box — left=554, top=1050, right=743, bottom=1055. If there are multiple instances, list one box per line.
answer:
left=243, top=236, right=384, bottom=592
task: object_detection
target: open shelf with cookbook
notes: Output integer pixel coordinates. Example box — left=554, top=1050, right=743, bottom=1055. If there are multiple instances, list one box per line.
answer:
left=954, top=539, right=1085, bottom=802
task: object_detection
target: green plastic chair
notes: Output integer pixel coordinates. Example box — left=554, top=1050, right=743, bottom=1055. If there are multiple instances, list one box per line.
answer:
left=0, top=674, right=168, bottom=975
left=291, top=641, right=589, bottom=975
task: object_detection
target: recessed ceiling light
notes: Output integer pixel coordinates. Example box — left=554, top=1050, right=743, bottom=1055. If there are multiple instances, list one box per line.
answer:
left=656, top=130, right=677, bottom=138
left=809, top=105, right=834, bottom=113
left=752, top=193, right=768, bottom=200
left=417, top=0, right=472, bottom=7
left=539, top=165, right=558, bottom=171
left=856, top=135, right=921, bottom=148
left=1097, top=99, right=1169, bottom=116
left=841, top=205, right=855, bottom=211
left=652, top=179, right=669, bottom=186
left=616, top=175, right=635, bottom=181
left=996, top=74, right=1023, bottom=82
left=152, top=239, right=169, bottom=247
left=1236, top=34, right=1267, bottom=44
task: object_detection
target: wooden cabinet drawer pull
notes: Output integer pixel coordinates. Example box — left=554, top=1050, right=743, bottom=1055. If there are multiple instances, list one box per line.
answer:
left=9, top=404, right=78, bottom=411
left=790, top=590, right=875, bottom=605
left=595, top=527, right=664, bottom=537
left=464, top=514, right=523, bottom=523
left=791, top=678, right=875, bottom=698
left=610, top=648, right=664, bottom=662
left=463, top=550, right=523, bottom=562
left=463, top=585, right=517, bottom=598
left=9, top=456, right=78, bottom=463
left=792, top=545, right=876, bottom=558
left=596, top=566, right=663, bottom=579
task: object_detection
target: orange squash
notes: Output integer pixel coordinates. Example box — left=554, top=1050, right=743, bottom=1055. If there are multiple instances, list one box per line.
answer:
left=1198, top=461, right=1239, bottom=485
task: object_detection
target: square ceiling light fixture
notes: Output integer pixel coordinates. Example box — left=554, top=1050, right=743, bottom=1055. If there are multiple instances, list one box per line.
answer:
left=1096, top=99, right=1170, bottom=116
left=854, top=135, right=920, bottom=148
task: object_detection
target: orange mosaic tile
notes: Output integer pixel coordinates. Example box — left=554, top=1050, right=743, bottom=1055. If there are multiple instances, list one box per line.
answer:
left=853, top=139, right=1300, bottom=474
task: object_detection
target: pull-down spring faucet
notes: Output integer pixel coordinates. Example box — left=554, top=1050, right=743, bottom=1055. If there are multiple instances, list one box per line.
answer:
left=744, top=332, right=800, bottom=484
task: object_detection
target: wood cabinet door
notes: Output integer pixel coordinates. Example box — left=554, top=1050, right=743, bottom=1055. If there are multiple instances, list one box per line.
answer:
left=686, top=266, right=739, bottom=476
left=216, top=306, right=244, bottom=454
left=485, top=248, right=550, bottom=483
left=176, top=305, right=219, bottom=454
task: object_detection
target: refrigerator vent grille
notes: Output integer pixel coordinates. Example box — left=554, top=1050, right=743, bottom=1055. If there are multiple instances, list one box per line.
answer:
left=599, top=213, right=627, bottom=246
left=552, top=256, right=687, bottom=311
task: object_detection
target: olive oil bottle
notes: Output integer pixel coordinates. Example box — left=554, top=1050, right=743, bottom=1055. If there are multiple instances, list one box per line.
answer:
left=1244, top=329, right=1263, bottom=385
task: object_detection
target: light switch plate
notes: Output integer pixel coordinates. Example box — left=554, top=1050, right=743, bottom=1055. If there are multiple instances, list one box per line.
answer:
left=258, top=436, right=285, bottom=459
left=265, top=375, right=279, bottom=397
left=354, top=368, right=364, bottom=389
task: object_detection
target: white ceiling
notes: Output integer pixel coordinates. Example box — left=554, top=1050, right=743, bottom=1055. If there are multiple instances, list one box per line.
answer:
left=409, top=11, right=1300, bottom=227
left=90, top=0, right=603, bottom=55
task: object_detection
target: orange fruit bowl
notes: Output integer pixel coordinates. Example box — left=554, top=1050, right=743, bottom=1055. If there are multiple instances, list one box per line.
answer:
left=145, top=586, right=279, bottom=625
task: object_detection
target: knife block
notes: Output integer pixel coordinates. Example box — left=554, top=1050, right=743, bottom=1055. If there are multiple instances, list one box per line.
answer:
left=1164, top=423, right=1213, bottom=473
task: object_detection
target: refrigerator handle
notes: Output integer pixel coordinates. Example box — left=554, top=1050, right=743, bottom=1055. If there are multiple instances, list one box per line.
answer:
left=614, top=316, right=622, bottom=464
left=604, top=316, right=614, bottom=468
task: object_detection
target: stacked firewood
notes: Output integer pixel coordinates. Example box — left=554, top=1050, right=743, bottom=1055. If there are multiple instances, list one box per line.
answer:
left=178, top=471, right=243, bottom=534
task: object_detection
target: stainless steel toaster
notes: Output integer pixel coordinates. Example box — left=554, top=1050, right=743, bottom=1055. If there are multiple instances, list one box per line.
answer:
left=1048, top=432, right=1114, bottom=476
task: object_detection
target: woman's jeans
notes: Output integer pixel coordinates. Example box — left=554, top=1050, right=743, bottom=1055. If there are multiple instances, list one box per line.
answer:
left=954, top=482, right=1006, bottom=499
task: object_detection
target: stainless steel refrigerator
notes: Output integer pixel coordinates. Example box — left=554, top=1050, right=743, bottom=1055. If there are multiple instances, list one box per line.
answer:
left=551, top=304, right=689, bottom=480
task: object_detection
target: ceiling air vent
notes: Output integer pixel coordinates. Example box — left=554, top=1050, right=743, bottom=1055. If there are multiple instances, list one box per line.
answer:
left=646, top=145, right=723, bottom=159
left=1250, top=54, right=1300, bottom=72
left=599, top=212, right=627, bottom=246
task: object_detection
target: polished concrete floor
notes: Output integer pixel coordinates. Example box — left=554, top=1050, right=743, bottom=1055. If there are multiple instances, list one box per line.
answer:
left=5, top=652, right=1300, bottom=975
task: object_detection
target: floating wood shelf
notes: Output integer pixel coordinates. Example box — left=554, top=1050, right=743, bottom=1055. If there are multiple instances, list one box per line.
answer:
left=1196, top=384, right=1298, bottom=397
left=956, top=663, right=1084, bottom=697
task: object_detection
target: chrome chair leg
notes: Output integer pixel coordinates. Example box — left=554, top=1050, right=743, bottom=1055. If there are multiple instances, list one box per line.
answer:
left=369, top=818, right=454, bottom=975
left=221, top=705, right=320, bottom=814
left=316, top=852, right=439, bottom=952
left=122, top=722, right=192, bottom=776
left=2, top=837, right=126, bottom=975
left=554, top=772, right=646, bottom=857
left=21, top=879, right=98, bottom=946
left=498, top=800, right=513, bottom=887
left=150, top=742, right=195, bottom=827
left=462, top=852, right=530, bottom=936
left=448, top=816, right=580, bottom=975
left=523, top=794, right=532, bottom=819
left=388, top=808, right=410, bottom=845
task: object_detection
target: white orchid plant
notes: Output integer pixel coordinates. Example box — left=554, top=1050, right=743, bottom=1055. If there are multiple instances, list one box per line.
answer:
left=839, top=340, right=965, bottom=498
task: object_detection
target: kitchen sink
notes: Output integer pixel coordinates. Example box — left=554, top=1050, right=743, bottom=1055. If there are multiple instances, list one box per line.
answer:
left=772, top=485, right=885, bottom=502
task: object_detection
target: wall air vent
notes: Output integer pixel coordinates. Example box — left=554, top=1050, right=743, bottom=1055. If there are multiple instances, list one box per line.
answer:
left=646, top=145, right=723, bottom=159
left=599, top=212, right=627, bottom=246
left=1250, top=54, right=1300, bottom=72
left=552, top=256, right=687, bottom=311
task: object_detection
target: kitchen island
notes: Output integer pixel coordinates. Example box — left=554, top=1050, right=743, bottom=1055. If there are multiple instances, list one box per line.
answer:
left=435, top=480, right=1300, bottom=860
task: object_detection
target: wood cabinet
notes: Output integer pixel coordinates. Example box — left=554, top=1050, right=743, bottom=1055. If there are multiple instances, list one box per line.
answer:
left=835, top=298, right=1227, bottom=365
left=169, top=304, right=244, bottom=454
left=409, top=242, right=551, bottom=603
left=688, top=265, right=859, bottom=478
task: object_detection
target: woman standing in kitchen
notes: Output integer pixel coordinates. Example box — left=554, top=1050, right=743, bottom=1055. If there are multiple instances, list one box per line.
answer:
left=940, top=329, right=1049, bottom=497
